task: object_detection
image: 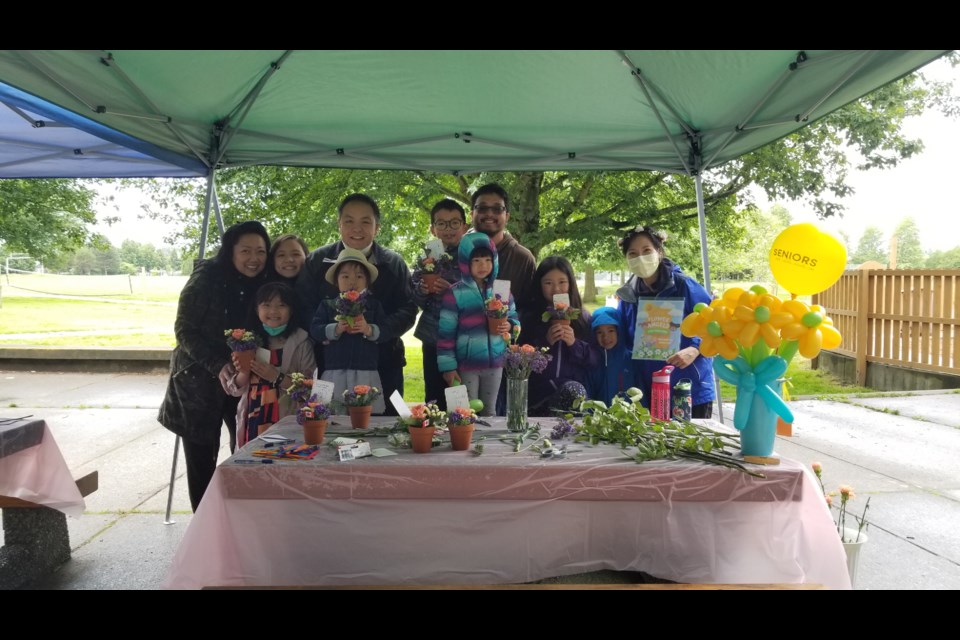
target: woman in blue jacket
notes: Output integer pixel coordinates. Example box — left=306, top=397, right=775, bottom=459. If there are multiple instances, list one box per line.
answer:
left=616, top=226, right=716, bottom=418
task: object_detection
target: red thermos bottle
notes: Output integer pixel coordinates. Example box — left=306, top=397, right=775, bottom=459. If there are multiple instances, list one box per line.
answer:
left=651, top=365, right=675, bottom=420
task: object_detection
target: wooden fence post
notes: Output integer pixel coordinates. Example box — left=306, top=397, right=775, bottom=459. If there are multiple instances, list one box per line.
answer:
left=856, top=270, right=871, bottom=386
left=811, top=293, right=820, bottom=370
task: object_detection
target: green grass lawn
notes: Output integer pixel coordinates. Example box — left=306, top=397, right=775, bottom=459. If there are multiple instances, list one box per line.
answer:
left=0, top=296, right=176, bottom=340
left=4, top=273, right=187, bottom=302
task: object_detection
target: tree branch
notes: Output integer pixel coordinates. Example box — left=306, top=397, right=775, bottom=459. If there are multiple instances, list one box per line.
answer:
left=413, top=171, right=471, bottom=203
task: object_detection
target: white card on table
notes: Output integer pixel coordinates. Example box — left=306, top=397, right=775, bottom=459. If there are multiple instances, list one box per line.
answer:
left=311, top=379, right=335, bottom=404
left=256, top=347, right=271, bottom=364
left=424, top=238, right=444, bottom=259
left=552, top=293, right=570, bottom=307
left=389, top=390, right=412, bottom=418
left=445, top=384, right=470, bottom=412
left=493, top=279, right=511, bottom=302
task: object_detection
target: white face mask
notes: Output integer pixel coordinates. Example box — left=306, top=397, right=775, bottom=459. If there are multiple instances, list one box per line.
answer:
left=628, top=253, right=660, bottom=279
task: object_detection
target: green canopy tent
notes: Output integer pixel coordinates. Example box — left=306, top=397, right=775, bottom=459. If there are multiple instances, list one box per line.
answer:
left=0, top=50, right=948, bottom=520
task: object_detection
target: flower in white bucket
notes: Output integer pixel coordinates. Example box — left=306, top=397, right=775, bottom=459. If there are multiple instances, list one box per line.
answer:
left=812, top=462, right=871, bottom=543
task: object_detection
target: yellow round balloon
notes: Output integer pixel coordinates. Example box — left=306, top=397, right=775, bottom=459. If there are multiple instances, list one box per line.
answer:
left=769, top=224, right=847, bottom=295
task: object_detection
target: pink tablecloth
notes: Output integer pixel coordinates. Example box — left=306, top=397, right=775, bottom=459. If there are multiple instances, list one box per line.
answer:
left=0, top=419, right=85, bottom=518
left=165, top=417, right=850, bottom=589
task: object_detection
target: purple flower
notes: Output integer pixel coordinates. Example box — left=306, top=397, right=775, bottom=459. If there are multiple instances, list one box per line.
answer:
left=551, top=417, right=577, bottom=440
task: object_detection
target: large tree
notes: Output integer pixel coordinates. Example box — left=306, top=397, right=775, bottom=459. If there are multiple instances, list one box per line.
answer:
left=892, top=217, right=925, bottom=268
left=129, top=65, right=955, bottom=276
left=0, top=179, right=97, bottom=261
left=851, top=226, right=888, bottom=265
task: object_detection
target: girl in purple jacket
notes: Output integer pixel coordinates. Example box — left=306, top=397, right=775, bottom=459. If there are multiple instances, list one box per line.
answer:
left=519, top=256, right=598, bottom=416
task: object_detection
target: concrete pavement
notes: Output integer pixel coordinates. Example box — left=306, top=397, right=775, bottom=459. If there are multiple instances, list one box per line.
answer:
left=1, top=370, right=958, bottom=589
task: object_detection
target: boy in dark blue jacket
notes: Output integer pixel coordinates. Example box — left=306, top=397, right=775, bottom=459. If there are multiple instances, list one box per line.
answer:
left=586, top=307, right=640, bottom=406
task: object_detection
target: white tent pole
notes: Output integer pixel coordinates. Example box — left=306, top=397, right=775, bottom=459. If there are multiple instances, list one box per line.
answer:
left=197, top=172, right=216, bottom=259
left=165, top=171, right=215, bottom=524
left=695, top=173, right=724, bottom=425
left=212, top=186, right=225, bottom=236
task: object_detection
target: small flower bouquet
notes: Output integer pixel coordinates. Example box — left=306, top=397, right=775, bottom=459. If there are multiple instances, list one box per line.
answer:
left=416, top=252, right=453, bottom=275
left=343, top=384, right=381, bottom=407
left=448, top=406, right=477, bottom=427
left=541, top=302, right=580, bottom=323
left=504, top=343, right=552, bottom=380
left=812, top=462, right=871, bottom=543
left=485, top=293, right=509, bottom=336
left=485, top=293, right=509, bottom=319
left=284, top=372, right=314, bottom=406
left=225, top=328, right=259, bottom=351
left=551, top=416, right=577, bottom=440
left=225, top=328, right=260, bottom=373
left=297, top=397, right=332, bottom=424
left=328, top=289, right=369, bottom=329
left=401, top=402, right=447, bottom=429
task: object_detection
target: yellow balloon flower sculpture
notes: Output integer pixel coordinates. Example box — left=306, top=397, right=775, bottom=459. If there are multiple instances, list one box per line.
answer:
left=681, top=285, right=843, bottom=456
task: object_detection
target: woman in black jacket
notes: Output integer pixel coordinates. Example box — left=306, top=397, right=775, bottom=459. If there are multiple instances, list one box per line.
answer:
left=158, top=221, right=270, bottom=511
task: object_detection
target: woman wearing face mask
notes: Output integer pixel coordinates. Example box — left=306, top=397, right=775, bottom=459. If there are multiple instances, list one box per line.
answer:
left=616, top=226, right=715, bottom=418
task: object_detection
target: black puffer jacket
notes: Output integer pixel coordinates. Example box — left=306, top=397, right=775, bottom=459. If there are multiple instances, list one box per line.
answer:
left=158, top=259, right=264, bottom=445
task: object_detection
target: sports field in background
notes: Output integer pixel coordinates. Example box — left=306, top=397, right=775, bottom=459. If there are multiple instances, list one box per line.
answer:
left=0, top=272, right=855, bottom=400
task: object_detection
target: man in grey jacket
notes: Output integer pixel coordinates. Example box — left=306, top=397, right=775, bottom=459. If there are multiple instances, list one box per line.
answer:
left=296, top=194, right=417, bottom=415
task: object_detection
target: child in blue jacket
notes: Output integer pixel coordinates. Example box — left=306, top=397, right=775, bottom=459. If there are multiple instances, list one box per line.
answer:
left=586, top=307, right=641, bottom=406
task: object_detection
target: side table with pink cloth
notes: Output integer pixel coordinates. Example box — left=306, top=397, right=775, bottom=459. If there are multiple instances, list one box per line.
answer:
left=165, top=417, right=850, bottom=589
left=1, top=417, right=86, bottom=589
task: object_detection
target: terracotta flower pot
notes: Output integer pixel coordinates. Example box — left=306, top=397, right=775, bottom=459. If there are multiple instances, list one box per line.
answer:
left=349, top=404, right=373, bottom=429
left=233, top=349, right=255, bottom=374
left=550, top=318, right=571, bottom=327
left=449, top=424, right=475, bottom=451
left=408, top=425, right=437, bottom=453
left=487, top=316, right=504, bottom=335
left=422, top=273, right=440, bottom=291
left=303, top=419, right=328, bottom=445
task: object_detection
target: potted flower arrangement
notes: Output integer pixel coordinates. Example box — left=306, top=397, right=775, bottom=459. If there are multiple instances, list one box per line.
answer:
left=404, top=402, right=447, bottom=453
left=812, top=462, right=871, bottom=588
left=284, top=372, right=314, bottom=407
left=503, top=342, right=552, bottom=431
left=680, top=285, right=842, bottom=456
left=342, top=384, right=381, bottom=429
left=484, top=293, right=509, bottom=336
left=329, top=289, right=369, bottom=330
left=225, top=328, right=260, bottom=374
left=541, top=301, right=580, bottom=326
left=448, top=406, right=478, bottom=451
left=298, top=396, right=332, bottom=445
left=414, top=245, right=454, bottom=292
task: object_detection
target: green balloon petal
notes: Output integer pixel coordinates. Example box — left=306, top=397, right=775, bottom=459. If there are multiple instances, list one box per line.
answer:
left=802, top=312, right=823, bottom=328
left=707, top=321, right=723, bottom=337
left=754, top=306, right=771, bottom=323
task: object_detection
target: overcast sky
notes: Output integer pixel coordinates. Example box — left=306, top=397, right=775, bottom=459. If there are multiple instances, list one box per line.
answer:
left=93, top=57, right=960, bottom=255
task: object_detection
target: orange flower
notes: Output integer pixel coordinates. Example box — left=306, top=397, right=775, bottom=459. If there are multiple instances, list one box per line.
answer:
left=555, top=302, right=568, bottom=310
left=455, top=406, right=475, bottom=417
left=410, top=404, right=427, bottom=419
left=509, top=344, right=520, bottom=352
left=354, top=384, right=371, bottom=395
left=520, top=344, right=536, bottom=354
left=486, top=297, right=504, bottom=310
left=344, top=290, right=361, bottom=302
left=423, top=257, right=435, bottom=265
left=231, top=329, right=245, bottom=339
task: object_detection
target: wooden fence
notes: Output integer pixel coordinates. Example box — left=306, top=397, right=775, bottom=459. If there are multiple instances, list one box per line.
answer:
left=813, top=269, right=960, bottom=385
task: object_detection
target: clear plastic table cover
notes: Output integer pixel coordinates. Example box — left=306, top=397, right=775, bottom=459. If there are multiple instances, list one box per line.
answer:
left=165, top=416, right=850, bottom=589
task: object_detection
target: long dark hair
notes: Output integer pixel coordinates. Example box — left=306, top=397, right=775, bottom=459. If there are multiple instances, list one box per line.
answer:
left=248, top=282, right=301, bottom=345
left=529, top=255, right=589, bottom=338
left=216, top=220, right=271, bottom=278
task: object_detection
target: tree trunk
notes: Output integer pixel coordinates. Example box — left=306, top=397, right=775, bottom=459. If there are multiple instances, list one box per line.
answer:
left=513, top=172, right=544, bottom=258
left=583, top=264, right=597, bottom=303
